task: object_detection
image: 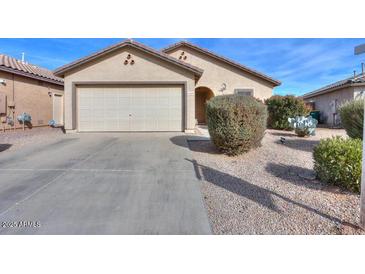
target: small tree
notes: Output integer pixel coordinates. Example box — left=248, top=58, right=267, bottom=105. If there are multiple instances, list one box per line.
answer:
left=265, top=95, right=309, bottom=130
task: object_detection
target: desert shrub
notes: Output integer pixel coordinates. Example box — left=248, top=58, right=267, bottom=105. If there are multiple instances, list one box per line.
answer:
left=206, top=94, right=267, bottom=156
left=265, top=95, right=309, bottom=130
left=288, top=116, right=318, bottom=137
left=313, top=136, right=362, bottom=192
left=339, top=99, right=364, bottom=140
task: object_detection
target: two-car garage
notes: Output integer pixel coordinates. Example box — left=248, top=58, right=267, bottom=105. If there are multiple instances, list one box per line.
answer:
left=54, top=39, right=203, bottom=133
left=77, top=85, right=183, bottom=132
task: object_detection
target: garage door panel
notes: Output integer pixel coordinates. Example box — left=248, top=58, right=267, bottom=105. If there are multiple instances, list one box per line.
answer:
left=93, top=121, right=104, bottom=131
left=105, top=120, right=119, bottom=130
left=118, top=120, right=130, bottom=130
left=104, top=98, right=118, bottom=108
left=93, top=110, right=105, bottom=121
left=118, top=97, right=130, bottom=104
left=104, top=107, right=119, bottom=114
left=77, top=85, right=182, bottom=132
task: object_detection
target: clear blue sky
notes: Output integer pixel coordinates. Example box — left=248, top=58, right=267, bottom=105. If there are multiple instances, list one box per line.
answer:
left=1, top=38, right=365, bottom=95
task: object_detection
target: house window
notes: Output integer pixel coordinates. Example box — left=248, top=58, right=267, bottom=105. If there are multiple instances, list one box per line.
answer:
left=234, top=88, right=254, bottom=96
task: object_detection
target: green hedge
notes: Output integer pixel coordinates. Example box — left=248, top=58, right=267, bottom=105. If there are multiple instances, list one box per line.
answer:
left=265, top=95, right=309, bottom=130
left=206, top=95, right=267, bottom=156
left=339, top=99, right=364, bottom=140
left=313, top=136, right=362, bottom=192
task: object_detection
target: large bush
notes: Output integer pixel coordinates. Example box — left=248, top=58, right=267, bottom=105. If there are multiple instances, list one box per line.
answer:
left=206, top=95, right=267, bottom=156
left=339, top=99, right=364, bottom=140
left=265, top=95, right=309, bottom=130
left=313, top=136, right=362, bottom=193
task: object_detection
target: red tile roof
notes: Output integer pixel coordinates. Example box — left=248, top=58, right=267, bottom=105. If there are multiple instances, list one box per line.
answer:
left=0, top=54, right=63, bottom=85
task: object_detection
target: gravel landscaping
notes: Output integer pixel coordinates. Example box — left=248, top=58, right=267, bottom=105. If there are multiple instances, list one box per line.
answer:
left=0, top=127, right=65, bottom=153
left=1, top=126, right=363, bottom=234
left=189, top=128, right=365, bottom=235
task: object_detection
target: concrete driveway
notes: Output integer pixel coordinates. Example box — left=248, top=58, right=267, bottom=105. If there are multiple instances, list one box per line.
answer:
left=0, top=133, right=211, bottom=234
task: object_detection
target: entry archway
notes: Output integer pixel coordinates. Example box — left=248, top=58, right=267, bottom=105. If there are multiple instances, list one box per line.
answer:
left=195, top=86, right=214, bottom=124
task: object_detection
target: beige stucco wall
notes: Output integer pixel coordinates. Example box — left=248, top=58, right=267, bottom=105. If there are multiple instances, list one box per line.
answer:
left=0, top=70, right=63, bottom=129
left=62, top=46, right=196, bottom=131
left=166, top=47, right=276, bottom=100
left=304, top=86, right=355, bottom=125
left=354, top=85, right=365, bottom=99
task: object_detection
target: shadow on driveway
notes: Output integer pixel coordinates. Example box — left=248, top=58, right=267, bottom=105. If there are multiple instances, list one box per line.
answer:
left=170, top=135, right=221, bottom=155
left=0, top=144, right=12, bottom=152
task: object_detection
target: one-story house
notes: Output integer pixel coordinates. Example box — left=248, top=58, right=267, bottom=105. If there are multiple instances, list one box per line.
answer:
left=0, top=54, right=64, bottom=129
left=302, top=73, right=365, bottom=126
left=54, top=39, right=280, bottom=133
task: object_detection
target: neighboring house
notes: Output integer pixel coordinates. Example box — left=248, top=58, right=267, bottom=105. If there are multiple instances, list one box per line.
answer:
left=0, top=54, right=64, bottom=129
left=54, top=39, right=280, bottom=133
left=302, top=73, right=365, bottom=126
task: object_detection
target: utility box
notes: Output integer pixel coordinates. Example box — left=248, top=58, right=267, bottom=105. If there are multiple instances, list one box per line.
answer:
left=0, top=93, right=6, bottom=115
left=310, top=110, right=320, bottom=123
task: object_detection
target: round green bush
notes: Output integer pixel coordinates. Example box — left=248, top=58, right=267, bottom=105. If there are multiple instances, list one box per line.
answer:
left=265, top=95, right=309, bottom=130
left=206, top=95, right=267, bottom=156
left=313, top=136, right=362, bottom=193
left=339, top=99, right=363, bottom=140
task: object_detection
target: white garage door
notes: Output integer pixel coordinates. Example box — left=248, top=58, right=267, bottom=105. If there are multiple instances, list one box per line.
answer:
left=77, top=85, right=183, bottom=132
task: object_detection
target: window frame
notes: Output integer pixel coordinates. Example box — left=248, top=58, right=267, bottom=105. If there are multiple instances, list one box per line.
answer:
left=234, top=88, right=254, bottom=96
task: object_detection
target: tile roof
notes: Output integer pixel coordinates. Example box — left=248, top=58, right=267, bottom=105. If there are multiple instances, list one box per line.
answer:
left=54, top=39, right=204, bottom=77
left=0, top=54, right=63, bottom=85
left=302, top=73, right=365, bottom=99
left=162, top=41, right=281, bottom=86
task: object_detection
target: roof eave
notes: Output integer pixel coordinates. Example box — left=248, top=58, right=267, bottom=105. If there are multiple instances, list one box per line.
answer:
left=0, top=66, right=64, bottom=86
left=54, top=40, right=204, bottom=78
left=302, top=82, right=365, bottom=99
left=162, top=41, right=281, bottom=86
